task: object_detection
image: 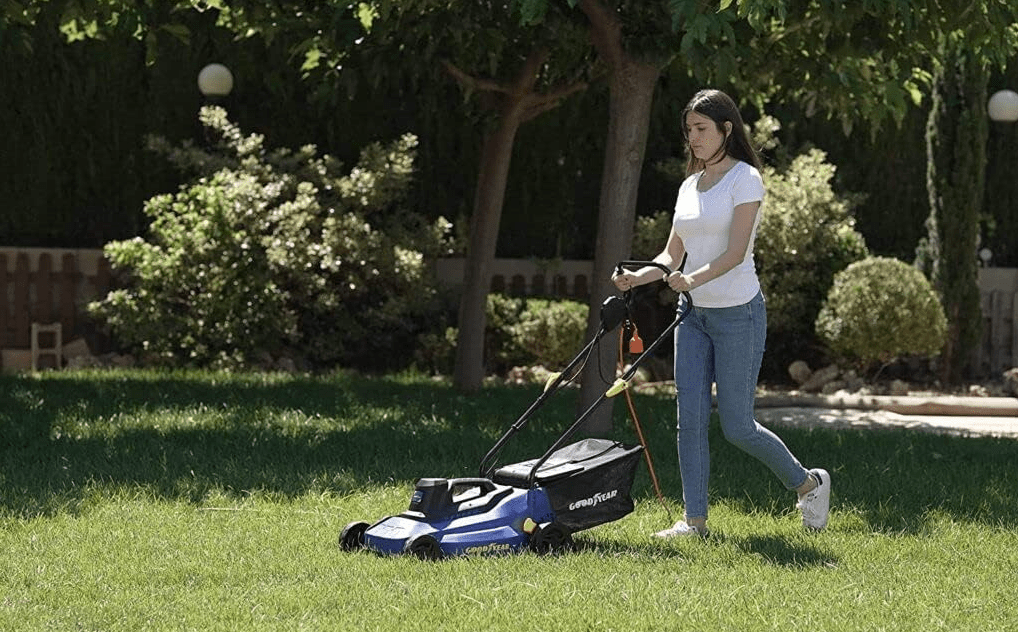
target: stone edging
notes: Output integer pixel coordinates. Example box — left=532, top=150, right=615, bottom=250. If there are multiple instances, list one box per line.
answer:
left=755, top=393, right=1018, bottom=417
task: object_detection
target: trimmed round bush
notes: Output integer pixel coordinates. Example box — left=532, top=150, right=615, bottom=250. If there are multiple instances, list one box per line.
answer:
left=508, top=298, right=588, bottom=370
left=476, top=294, right=589, bottom=375
left=815, top=256, right=947, bottom=367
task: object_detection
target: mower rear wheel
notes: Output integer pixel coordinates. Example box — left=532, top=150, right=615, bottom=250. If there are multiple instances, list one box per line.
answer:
left=529, top=522, right=573, bottom=554
left=405, top=534, right=444, bottom=560
left=339, top=521, right=370, bottom=551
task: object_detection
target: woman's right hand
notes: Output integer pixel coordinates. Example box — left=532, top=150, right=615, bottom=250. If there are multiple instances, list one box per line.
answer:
left=612, top=271, right=636, bottom=292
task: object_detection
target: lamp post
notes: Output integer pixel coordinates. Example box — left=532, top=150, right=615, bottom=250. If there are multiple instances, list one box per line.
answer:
left=988, top=90, right=1018, bottom=123
left=197, top=63, right=234, bottom=102
left=986, top=89, right=1018, bottom=269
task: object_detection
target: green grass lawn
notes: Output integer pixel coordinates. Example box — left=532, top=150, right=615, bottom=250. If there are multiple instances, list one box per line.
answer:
left=2, top=369, right=1016, bottom=631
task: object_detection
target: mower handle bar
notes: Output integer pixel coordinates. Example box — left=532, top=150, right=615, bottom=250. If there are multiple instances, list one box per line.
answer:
left=478, top=258, right=691, bottom=482
left=614, top=260, right=673, bottom=278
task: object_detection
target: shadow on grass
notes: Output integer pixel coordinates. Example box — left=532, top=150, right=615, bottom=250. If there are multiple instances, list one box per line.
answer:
left=725, top=534, right=838, bottom=568
left=570, top=531, right=838, bottom=568
left=0, top=370, right=574, bottom=518
left=642, top=413, right=1018, bottom=535
left=2, top=371, right=1016, bottom=536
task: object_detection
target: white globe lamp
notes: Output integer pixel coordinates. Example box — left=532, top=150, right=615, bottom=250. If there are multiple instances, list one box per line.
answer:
left=987, top=90, right=1018, bottom=123
left=197, top=63, right=234, bottom=99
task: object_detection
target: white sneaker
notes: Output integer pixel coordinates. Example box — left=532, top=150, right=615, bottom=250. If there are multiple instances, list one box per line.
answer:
left=653, top=521, right=709, bottom=538
left=797, top=468, right=831, bottom=530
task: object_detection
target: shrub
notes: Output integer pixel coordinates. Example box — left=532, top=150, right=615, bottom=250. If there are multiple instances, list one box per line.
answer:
left=631, top=211, right=672, bottom=261
left=414, top=327, right=459, bottom=376
left=484, top=293, right=529, bottom=374
left=89, top=106, right=454, bottom=370
left=755, top=145, right=869, bottom=378
left=435, top=294, right=590, bottom=377
left=815, top=256, right=947, bottom=369
left=507, top=298, right=588, bottom=370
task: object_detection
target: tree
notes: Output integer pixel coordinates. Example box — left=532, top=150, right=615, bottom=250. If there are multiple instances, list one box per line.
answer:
left=920, top=37, right=990, bottom=383
left=2, top=1, right=370, bottom=77
left=336, top=1, right=598, bottom=390
left=532, top=0, right=745, bottom=433
left=734, top=0, right=1017, bottom=382
left=445, top=47, right=591, bottom=390
left=518, top=0, right=1016, bottom=432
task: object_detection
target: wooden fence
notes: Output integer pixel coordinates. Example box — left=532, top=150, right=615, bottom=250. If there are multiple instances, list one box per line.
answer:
left=434, top=258, right=595, bottom=300
left=1, top=251, right=1015, bottom=376
left=437, top=258, right=1018, bottom=378
left=0, top=248, right=112, bottom=370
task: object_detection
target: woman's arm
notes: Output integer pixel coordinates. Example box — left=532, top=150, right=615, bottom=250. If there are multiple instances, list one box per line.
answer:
left=611, top=228, right=685, bottom=291
left=665, top=200, right=760, bottom=293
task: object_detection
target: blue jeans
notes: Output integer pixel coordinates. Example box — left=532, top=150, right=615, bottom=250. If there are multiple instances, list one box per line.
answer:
left=673, top=291, right=809, bottom=520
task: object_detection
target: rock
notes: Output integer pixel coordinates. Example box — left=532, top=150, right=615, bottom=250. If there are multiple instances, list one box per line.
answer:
left=821, top=380, right=846, bottom=395
left=799, top=365, right=840, bottom=393
left=506, top=366, right=535, bottom=385
left=66, top=354, right=100, bottom=369
left=506, top=365, right=558, bottom=386
left=631, top=365, right=653, bottom=386
left=62, top=338, right=92, bottom=361
left=255, top=350, right=275, bottom=370
left=111, top=353, right=136, bottom=368
left=788, top=360, right=812, bottom=386
left=842, top=369, right=865, bottom=393
left=969, top=384, right=990, bottom=397
left=889, top=379, right=910, bottom=396
left=1003, top=367, right=1018, bottom=397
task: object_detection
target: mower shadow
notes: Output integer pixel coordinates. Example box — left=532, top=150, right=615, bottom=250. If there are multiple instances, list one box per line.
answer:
left=571, top=532, right=838, bottom=568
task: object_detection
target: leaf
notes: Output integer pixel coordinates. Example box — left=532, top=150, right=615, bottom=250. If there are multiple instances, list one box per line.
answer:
left=301, top=47, right=323, bottom=74
left=160, top=23, right=190, bottom=47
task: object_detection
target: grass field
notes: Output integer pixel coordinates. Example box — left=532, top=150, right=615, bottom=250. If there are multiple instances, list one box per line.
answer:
left=2, top=369, right=1016, bottom=631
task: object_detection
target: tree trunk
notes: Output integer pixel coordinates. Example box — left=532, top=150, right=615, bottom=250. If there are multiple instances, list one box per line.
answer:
left=576, top=0, right=661, bottom=434
left=452, top=110, right=525, bottom=391
left=922, top=39, right=988, bottom=384
left=450, top=49, right=587, bottom=391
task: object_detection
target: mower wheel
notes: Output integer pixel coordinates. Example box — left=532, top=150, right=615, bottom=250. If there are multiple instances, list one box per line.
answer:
left=339, top=521, right=370, bottom=551
left=405, top=534, right=444, bottom=560
left=529, top=522, right=573, bottom=555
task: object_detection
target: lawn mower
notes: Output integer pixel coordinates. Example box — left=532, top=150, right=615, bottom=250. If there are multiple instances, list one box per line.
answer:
left=339, top=259, right=691, bottom=559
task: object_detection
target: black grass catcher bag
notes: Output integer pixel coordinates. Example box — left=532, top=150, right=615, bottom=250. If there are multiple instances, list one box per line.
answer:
left=493, top=438, right=643, bottom=531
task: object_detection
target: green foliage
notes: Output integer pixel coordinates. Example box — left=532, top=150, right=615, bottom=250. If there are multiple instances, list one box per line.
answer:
left=451, top=294, right=590, bottom=375
left=755, top=132, right=869, bottom=376
left=816, top=256, right=947, bottom=368
left=484, top=293, right=529, bottom=373
left=916, top=37, right=987, bottom=381
left=506, top=297, right=588, bottom=369
left=630, top=211, right=672, bottom=261
left=413, top=326, right=459, bottom=376
left=89, top=106, right=453, bottom=370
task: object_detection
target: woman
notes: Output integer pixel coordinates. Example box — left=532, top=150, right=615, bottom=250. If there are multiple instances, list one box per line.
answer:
left=612, top=89, right=830, bottom=537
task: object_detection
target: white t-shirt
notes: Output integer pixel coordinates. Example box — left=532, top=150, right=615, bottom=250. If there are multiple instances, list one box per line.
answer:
left=672, top=160, right=765, bottom=308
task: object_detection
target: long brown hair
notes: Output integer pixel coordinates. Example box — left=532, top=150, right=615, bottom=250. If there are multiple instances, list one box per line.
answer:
left=682, top=89, right=762, bottom=177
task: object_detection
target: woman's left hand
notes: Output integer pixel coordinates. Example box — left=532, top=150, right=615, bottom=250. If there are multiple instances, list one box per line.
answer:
left=665, top=272, right=694, bottom=293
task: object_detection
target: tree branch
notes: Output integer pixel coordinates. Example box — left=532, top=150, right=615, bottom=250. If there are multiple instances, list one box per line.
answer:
left=440, top=59, right=508, bottom=94
left=521, top=79, right=589, bottom=122
left=577, top=0, right=624, bottom=69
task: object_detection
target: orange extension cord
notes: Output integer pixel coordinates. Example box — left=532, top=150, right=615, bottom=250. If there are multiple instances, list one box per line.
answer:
left=618, top=322, right=672, bottom=522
